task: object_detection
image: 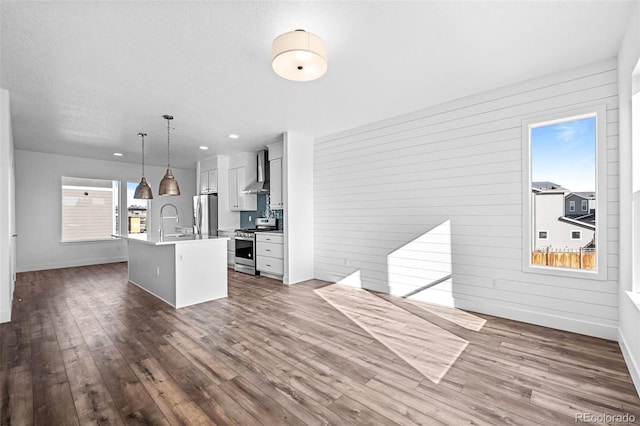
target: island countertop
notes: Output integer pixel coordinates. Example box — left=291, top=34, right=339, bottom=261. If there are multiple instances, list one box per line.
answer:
left=113, top=233, right=229, bottom=246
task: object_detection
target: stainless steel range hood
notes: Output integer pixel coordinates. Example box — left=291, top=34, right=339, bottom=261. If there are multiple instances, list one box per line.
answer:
left=243, top=150, right=270, bottom=194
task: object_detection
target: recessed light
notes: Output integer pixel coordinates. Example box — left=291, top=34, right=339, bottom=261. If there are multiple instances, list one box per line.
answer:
left=199, top=146, right=209, bottom=150
left=228, top=134, right=239, bottom=139
left=113, top=152, right=123, bottom=157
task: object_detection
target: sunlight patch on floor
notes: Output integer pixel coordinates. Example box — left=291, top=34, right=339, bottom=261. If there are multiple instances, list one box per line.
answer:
left=315, top=284, right=468, bottom=384
left=403, top=299, right=487, bottom=332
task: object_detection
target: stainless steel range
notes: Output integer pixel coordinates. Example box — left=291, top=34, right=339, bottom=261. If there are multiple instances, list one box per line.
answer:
left=234, top=218, right=276, bottom=275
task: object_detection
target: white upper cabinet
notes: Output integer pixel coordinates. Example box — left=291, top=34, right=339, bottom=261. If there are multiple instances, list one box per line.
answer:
left=268, top=141, right=284, bottom=210
left=229, top=166, right=257, bottom=211
left=269, top=158, right=283, bottom=210
left=198, top=155, right=219, bottom=194
left=200, top=169, right=218, bottom=194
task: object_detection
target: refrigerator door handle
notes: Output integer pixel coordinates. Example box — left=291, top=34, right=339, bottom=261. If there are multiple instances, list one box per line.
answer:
left=193, top=196, right=201, bottom=235
left=198, top=197, right=203, bottom=235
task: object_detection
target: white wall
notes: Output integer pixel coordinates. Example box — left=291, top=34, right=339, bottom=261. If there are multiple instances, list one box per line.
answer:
left=0, top=89, right=15, bottom=323
left=314, top=58, right=619, bottom=339
left=283, top=131, right=314, bottom=284
left=14, top=149, right=196, bottom=272
left=617, top=0, right=640, bottom=396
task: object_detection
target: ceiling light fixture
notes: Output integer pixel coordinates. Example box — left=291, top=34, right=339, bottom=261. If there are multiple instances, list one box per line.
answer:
left=228, top=134, right=239, bottom=139
left=158, top=115, right=180, bottom=196
left=271, top=29, right=327, bottom=82
left=199, top=146, right=209, bottom=150
left=113, top=152, right=123, bottom=157
left=133, top=132, right=153, bottom=199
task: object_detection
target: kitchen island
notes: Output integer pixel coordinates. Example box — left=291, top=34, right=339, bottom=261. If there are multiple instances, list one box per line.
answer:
left=113, top=233, right=229, bottom=308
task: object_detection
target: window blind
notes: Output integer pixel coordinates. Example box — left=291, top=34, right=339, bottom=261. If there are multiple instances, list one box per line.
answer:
left=61, top=177, right=117, bottom=242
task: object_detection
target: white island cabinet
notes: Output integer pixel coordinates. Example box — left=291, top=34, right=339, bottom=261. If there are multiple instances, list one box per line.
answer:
left=113, top=233, right=229, bottom=308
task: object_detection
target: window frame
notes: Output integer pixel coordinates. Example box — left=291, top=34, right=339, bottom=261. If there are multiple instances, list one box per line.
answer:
left=581, top=199, right=588, bottom=211
left=522, top=104, right=608, bottom=280
left=569, top=200, right=576, bottom=212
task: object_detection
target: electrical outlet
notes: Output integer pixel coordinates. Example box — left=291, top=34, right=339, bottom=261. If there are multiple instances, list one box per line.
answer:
left=157, top=266, right=160, bottom=276
left=344, top=257, right=350, bottom=266
left=249, top=215, right=252, bottom=221
left=491, top=278, right=497, bottom=286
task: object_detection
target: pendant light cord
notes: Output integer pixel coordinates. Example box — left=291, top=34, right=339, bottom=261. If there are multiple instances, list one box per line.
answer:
left=141, top=134, right=145, bottom=176
left=166, top=117, right=171, bottom=169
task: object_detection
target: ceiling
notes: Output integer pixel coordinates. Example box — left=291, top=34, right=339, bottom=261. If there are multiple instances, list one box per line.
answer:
left=1, top=1, right=636, bottom=169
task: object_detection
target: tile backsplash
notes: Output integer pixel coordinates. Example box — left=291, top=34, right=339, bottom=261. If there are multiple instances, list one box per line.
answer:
left=240, top=193, right=284, bottom=229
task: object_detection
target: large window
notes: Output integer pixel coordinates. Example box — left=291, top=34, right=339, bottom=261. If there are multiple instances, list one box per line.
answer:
left=126, top=182, right=149, bottom=234
left=522, top=105, right=607, bottom=279
left=61, top=177, right=119, bottom=242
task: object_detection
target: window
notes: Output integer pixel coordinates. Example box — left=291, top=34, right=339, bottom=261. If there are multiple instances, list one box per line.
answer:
left=126, top=182, right=149, bottom=234
left=523, top=105, right=607, bottom=279
left=61, top=177, right=119, bottom=242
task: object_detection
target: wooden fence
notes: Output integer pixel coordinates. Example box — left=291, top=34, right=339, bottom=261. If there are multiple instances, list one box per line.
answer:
left=532, top=248, right=596, bottom=270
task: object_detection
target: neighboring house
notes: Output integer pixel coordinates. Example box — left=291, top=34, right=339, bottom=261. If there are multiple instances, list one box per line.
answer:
left=532, top=181, right=567, bottom=192
left=565, top=192, right=596, bottom=217
left=127, top=206, right=148, bottom=233
left=532, top=184, right=595, bottom=250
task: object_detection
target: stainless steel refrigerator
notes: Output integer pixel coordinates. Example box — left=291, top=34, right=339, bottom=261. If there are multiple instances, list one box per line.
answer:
left=193, top=194, right=219, bottom=235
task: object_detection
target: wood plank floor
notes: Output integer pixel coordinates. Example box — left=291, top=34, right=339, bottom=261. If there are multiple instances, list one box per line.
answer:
left=1, top=262, right=639, bottom=425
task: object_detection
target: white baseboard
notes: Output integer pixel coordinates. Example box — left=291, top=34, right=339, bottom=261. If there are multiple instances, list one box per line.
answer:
left=318, top=273, right=618, bottom=341
left=618, top=329, right=640, bottom=397
left=0, top=309, right=11, bottom=323
left=16, top=256, right=128, bottom=273
left=260, top=271, right=283, bottom=282
left=453, top=297, right=618, bottom=340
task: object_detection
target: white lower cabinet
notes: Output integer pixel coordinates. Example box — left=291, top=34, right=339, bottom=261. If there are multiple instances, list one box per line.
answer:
left=217, top=230, right=236, bottom=267
left=256, top=233, right=283, bottom=277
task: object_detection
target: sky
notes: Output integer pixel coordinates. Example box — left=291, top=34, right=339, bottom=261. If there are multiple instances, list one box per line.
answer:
left=531, top=116, right=596, bottom=192
left=126, top=181, right=149, bottom=208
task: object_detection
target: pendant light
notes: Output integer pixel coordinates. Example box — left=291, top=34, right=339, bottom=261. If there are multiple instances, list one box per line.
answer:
left=271, top=29, right=327, bottom=82
left=133, top=132, right=153, bottom=199
left=158, top=114, right=180, bottom=196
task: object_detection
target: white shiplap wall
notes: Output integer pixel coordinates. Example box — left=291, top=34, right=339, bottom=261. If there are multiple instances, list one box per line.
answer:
left=314, top=59, right=619, bottom=339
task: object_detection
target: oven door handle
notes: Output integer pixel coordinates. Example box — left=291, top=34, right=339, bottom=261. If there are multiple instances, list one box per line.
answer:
left=235, top=236, right=254, bottom=241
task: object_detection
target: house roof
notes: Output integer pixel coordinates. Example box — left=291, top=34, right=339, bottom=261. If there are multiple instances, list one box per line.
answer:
left=566, top=192, right=596, bottom=200
left=558, top=215, right=596, bottom=230
left=0, top=1, right=636, bottom=168
left=532, top=182, right=567, bottom=192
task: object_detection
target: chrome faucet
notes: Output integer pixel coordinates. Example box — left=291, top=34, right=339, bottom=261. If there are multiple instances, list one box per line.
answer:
left=159, top=203, right=179, bottom=239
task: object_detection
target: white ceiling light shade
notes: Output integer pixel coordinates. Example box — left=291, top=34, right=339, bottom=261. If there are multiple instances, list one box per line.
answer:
left=271, top=29, right=327, bottom=82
